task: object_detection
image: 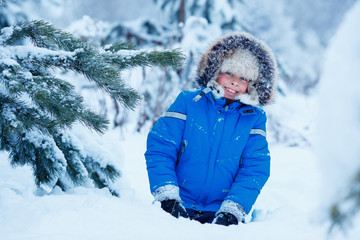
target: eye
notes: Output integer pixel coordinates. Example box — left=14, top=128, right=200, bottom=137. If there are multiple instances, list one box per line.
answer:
left=240, top=77, right=249, bottom=82
left=225, top=72, right=233, bottom=76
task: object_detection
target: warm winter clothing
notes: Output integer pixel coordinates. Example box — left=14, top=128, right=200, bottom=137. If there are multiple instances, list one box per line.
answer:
left=160, top=199, right=189, bottom=218
left=197, top=32, right=277, bottom=106
left=146, top=90, right=269, bottom=216
left=186, top=209, right=216, bottom=224
left=145, top=32, right=277, bottom=224
left=221, top=49, right=260, bottom=81
left=214, top=212, right=239, bottom=226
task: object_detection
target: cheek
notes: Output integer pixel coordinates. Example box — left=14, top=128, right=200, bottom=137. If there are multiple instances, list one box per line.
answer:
left=239, top=82, right=249, bottom=93
left=216, top=76, right=227, bottom=87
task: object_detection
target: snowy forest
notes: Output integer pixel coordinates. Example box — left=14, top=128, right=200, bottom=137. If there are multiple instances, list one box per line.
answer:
left=1, top=0, right=360, bottom=239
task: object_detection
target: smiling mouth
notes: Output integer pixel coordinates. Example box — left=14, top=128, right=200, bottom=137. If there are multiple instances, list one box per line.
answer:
left=225, top=87, right=238, bottom=94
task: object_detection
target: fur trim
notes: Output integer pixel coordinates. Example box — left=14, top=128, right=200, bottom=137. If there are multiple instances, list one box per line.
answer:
left=206, top=79, right=224, bottom=99
left=207, top=79, right=260, bottom=105
left=196, top=32, right=277, bottom=106
left=152, top=184, right=181, bottom=202
left=220, top=49, right=260, bottom=81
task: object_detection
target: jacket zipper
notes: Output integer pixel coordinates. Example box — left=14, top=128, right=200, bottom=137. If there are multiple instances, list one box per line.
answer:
left=197, top=105, right=229, bottom=204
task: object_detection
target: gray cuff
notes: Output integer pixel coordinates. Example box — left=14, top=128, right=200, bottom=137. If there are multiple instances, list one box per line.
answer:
left=216, top=200, right=246, bottom=223
left=152, top=185, right=181, bottom=202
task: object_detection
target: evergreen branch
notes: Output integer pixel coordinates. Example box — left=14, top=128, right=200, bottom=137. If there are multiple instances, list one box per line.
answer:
left=9, top=130, right=67, bottom=187
left=72, top=49, right=142, bottom=109
left=4, top=20, right=85, bottom=51
left=30, top=75, right=109, bottom=133
left=53, top=132, right=88, bottom=187
left=79, top=110, right=109, bottom=134
left=2, top=20, right=184, bottom=109
left=105, top=41, right=137, bottom=52
left=5, top=45, right=141, bottom=109
left=105, top=48, right=185, bottom=70
left=2, top=21, right=142, bottom=109
left=0, top=63, right=26, bottom=96
left=3, top=21, right=142, bottom=109
left=1, top=62, right=109, bottom=133
left=0, top=92, right=59, bottom=136
left=83, top=156, right=121, bottom=197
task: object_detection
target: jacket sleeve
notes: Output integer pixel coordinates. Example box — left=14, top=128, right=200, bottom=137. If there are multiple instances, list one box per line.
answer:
left=225, top=111, right=270, bottom=214
left=144, top=91, right=187, bottom=199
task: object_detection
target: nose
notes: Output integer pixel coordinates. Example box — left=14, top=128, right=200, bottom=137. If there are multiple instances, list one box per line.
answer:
left=231, top=79, right=239, bottom=86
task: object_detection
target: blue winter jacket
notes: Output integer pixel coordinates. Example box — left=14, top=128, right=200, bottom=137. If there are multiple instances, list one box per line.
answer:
left=145, top=89, right=270, bottom=214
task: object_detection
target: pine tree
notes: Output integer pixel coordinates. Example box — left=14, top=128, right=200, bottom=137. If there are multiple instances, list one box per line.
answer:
left=102, top=15, right=185, bottom=130
left=0, top=20, right=184, bottom=195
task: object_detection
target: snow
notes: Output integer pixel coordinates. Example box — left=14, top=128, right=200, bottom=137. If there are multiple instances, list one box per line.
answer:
left=1, top=87, right=359, bottom=239
left=0, top=130, right=328, bottom=240
left=0, top=26, right=14, bottom=45
left=1, top=1, right=360, bottom=239
left=0, top=82, right=337, bottom=239
left=66, top=16, right=110, bottom=41
left=24, top=130, right=65, bottom=162
left=1, top=105, right=18, bottom=128
left=0, top=45, right=75, bottom=66
left=316, top=0, right=360, bottom=232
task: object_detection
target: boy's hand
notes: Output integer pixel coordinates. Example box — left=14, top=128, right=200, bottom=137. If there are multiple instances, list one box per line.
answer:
left=161, top=199, right=189, bottom=218
left=214, top=212, right=238, bottom=226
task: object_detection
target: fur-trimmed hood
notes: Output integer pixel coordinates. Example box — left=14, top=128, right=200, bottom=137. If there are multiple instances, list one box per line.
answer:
left=196, top=32, right=277, bottom=106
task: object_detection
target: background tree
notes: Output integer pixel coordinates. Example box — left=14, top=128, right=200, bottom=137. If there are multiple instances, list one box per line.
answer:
left=98, top=0, right=301, bottom=138
left=317, top=1, right=360, bottom=232
left=0, top=20, right=184, bottom=195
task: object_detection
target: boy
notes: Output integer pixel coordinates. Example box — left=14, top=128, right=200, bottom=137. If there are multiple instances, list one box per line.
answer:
left=145, top=32, right=277, bottom=225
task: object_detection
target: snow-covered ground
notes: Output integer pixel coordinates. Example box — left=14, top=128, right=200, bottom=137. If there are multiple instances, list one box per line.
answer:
left=0, top=128, right=325, bottom=240
left=0, top=93, right=359, bottom=239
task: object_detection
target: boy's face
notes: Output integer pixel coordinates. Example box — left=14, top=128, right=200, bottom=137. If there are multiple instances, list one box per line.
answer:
left=216, top=72, right=249, bottom=100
